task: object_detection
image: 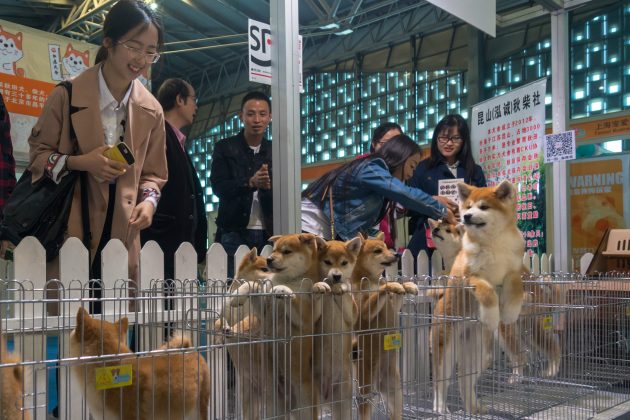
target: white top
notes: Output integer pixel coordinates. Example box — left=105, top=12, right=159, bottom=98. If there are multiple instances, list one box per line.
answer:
left=301, top=198, right=332, bottom=240
left=247, top=144, right=264, bottom=230
left=98, top=67, right=131, bottom=146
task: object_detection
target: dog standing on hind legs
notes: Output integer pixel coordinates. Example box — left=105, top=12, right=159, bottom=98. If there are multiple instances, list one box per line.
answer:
left=352, top=232, right=417, bottom=420
left=312, top=236, right=362, bottom=419
left=432, top=180, right=525, bottom=414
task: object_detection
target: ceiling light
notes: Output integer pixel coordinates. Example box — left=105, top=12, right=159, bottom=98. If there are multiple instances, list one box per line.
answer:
left=319, top=23, right=340, bottom=30
left=334, top=29, right=353, bottom=36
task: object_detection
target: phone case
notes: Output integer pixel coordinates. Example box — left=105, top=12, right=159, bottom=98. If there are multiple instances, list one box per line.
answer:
left=103, top=142, right=135, bottom=165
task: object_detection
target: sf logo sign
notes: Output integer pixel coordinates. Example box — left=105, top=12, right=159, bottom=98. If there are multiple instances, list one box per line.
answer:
left=248, top=19, right=272, bottom=84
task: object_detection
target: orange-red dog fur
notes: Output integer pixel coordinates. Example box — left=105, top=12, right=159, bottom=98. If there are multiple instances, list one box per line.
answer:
left=432, top=180, right=524, bottom=414
left=70, top=308, right=210, bottom=419
left=351, top=232, right=417, bottom=420
left=1, top=335, right=29, bottom=420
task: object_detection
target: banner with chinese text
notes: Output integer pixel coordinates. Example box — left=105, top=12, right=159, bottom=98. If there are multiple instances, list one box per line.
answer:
left=471, top=78, right=547, bottom=255
left=0, top=19, right=99, bottom=161
left=569, top=156, right=629, bottom=262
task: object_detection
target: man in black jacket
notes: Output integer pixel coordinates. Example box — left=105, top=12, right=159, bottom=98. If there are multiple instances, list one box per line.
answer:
left=141, top=79, right=207, bottom=279
left=210, top=91, right=272, bottom=278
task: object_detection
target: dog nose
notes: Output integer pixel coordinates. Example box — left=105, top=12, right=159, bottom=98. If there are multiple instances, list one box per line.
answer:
left=332, top=274, right=342, bottom=283
left=464, top=214, right=472, bottom=222
left=395, top=253, right=401, bottom=260
left=266, top=257, right=274, bottom=266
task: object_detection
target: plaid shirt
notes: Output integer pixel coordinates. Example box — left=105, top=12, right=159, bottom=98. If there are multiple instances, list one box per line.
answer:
left=0, top=92, right=16, bottom=218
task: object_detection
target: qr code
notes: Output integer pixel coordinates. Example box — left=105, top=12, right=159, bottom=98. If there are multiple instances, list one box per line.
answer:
left=545, top=130, right=575, bottom=163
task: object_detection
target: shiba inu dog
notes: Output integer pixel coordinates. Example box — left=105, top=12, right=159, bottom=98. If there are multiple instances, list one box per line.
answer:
left=351, top=232, right=417, bottom=420
left=429, top=219, right=561, bottom=385
left=215, top=248, right=272, bottom=420
left=246, top=233, right=321, bottom=418
left=427, top=218, right=464, bottom=274
left=432, top=180, right=525, bottom=414
left=70, top=308, right=210, bottom=420
left=1, top=335, right=29, bottom=420
left=312, top=236, right=362, bottom=419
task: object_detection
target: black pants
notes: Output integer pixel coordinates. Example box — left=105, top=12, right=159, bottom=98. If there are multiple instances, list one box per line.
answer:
left=89, top=183, right=116, bottom=314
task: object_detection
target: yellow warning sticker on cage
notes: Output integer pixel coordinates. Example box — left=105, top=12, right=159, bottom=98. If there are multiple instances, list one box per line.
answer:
left=95, top=365, right=133, bottom=390
left=383, top=332, right=402, bottom=350
left=626, top=305, right=630, bottom=317
left=542, top=316, right=553, bottom=331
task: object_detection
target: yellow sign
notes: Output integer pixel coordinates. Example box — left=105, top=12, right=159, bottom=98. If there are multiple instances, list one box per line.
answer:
left=542, top=316, right=553, bottom=331
left=625, top=305, right=630, bottom=317
left=383, top=332, right=402, bottom=350
left=95, top=364, right=133, bottom=390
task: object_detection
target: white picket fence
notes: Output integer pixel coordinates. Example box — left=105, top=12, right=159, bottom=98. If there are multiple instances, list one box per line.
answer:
left=0, top=236, right=593, bottom=419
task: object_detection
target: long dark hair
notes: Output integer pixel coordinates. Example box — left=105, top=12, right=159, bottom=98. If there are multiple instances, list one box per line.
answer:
left=303, top=134, right=421, bottom=206
left=370, top=122, right=402, bottom=153
left=95, top=0, right=164, bottom=64
left=427, top=114, right=477, bottom=178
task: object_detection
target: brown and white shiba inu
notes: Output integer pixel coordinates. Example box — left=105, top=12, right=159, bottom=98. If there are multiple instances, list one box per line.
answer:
left=262, top=233, right=321, bottom=418
left=351, top=232, right=417, bottom=420
left=429, top=219, right=561, bottom=384
left=432, top=180, right=525, bottom=414
left=312, top=236, right=362, bottom=419
left=215, top=248, right=271, bottom=420
left=70, top=308, right=210, bottom=420
left=1, top=335, right=29, bottom=420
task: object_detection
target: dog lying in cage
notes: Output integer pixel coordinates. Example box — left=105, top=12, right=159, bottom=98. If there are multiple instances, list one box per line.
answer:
left=69, top=307, right=211, bottom=419
left=352, top=232, right=418, bottom=420
left=1, top=334, right=29, bottom=420
left=429, top=218, right=562, bottom=383
left=432, top=181, right=525, bottom=414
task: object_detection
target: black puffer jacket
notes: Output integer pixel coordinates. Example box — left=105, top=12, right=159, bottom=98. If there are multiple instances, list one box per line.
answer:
left=210, top=130, right=273, bottom=235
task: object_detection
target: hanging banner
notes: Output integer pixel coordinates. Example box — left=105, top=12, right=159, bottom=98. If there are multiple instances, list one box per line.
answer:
left=569, top=156, right=629, bottom=262
left=248, top=19, right=272, bottom=85
left=0, top=19, right=99, bottom=161
left=471, top=78, right=547, bottom=255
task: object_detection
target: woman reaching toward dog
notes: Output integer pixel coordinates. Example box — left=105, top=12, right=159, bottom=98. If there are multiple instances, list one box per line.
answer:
left=301, top=134, right=456, bottom=241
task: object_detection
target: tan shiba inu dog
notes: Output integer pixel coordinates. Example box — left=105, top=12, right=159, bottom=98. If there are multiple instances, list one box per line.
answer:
left=312, top=236, right=362, bottom=419
left=263, top=233, right=321, bottom=418
left=432, top=180, right=525, bottom=414
left=215, top=248, right=272, bottom=420
left=351, top=232, right=417, bottom=420
left=1, top=335, right=29, bottom=420
left=429, top=219, right=561, bottom=385
left=70, top=308, right=210, bottom=420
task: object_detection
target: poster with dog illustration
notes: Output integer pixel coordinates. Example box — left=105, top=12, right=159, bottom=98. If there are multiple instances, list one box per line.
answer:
left=0, top=19, right=98, bottom=162
left=569, top=156, right=629, bottom=261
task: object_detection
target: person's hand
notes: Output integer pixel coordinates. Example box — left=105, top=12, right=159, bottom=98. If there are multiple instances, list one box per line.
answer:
left=129, top=201, right=154, bottom=231
left=444, top=208, right=457, bottom=225
left=67, top=146, right=128, bottom=183
left=433, top=195, right=458, bottom=213
left=249, top=163, right=271, bottom=190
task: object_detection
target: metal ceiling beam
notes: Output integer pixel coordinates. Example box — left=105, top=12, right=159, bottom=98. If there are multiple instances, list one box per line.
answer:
left=533, top=0, right=564, bottom=11
left=1, top=0, right=76, bottom=6
left=57, top=0, right=115, bottom=36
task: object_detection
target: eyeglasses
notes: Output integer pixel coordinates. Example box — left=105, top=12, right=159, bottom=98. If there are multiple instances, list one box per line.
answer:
left=437, top=135, right=463, bottom=145
left=118, top=41, right=161, bottom=64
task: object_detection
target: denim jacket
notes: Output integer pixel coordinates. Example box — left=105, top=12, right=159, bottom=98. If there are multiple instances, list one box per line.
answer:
left=306, top=158, right=446, bottom=240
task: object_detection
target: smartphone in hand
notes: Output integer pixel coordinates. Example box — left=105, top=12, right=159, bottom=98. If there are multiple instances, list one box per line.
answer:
left=103, top=142, right=135, bottom=166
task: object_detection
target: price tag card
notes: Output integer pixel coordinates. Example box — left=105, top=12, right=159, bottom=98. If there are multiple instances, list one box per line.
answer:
left=95, top=364, right=133, bottom=390
left=438, top=178, right=464, bottom=203
left=383, top=332, right=402, bottom=350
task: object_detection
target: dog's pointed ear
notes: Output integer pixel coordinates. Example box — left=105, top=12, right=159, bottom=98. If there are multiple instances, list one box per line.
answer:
left=457, top=183, right=472, bottom=202
left=456, top=223, right=466, bottom=236
left=118, top=317, right=129, bottom=338
left=359, top=232, right=368, bottom=241
left=375, top=232, right=385, bottom=241
left=427, top=218, right=439, bottom=229
left=299, top=233, right=316, bottom=245
left=76, top=307, right=90, bottom=335
left=315, top=236, right=328, bottom=252
left=268, top=235, right=281, bottom=244
left=346, top=236, right=363, bottom=256
left=248, top=247, right=258, bottom=261
left=494, top=180, right=515, bottom=201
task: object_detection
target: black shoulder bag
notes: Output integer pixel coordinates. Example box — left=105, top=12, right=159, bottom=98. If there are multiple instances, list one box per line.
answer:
left=0, top=81, right=91, bottom=261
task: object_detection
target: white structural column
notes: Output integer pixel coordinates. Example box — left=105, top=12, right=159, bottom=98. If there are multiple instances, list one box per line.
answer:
left=550, top=9, right=570, bottom=271
left=270, top=0, right=302, bottom=234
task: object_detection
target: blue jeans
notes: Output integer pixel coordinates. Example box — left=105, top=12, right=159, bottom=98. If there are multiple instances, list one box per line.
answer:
left=216, top=228, right=269, bottom=278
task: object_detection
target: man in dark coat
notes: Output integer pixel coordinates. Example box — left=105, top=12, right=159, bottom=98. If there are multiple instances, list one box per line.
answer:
left=141, top=78, right=207, bottom=279
left=210, top=91, right=272, bottom=278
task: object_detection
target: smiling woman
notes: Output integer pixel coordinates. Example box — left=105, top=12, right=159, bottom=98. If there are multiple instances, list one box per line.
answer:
left=21, top=0, right=168, bottom=308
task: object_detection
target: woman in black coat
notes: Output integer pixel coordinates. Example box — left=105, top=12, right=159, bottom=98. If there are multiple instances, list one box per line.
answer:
left=407, top=114, right=486, bottom=258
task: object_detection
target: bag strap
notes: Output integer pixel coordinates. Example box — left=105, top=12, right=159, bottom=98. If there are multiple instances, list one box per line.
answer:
left=57, top=81, right=92, bottom=252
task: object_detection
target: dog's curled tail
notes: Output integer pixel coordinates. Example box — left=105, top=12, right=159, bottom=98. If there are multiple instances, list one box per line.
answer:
left=163, top=334, right=193, bottom=349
